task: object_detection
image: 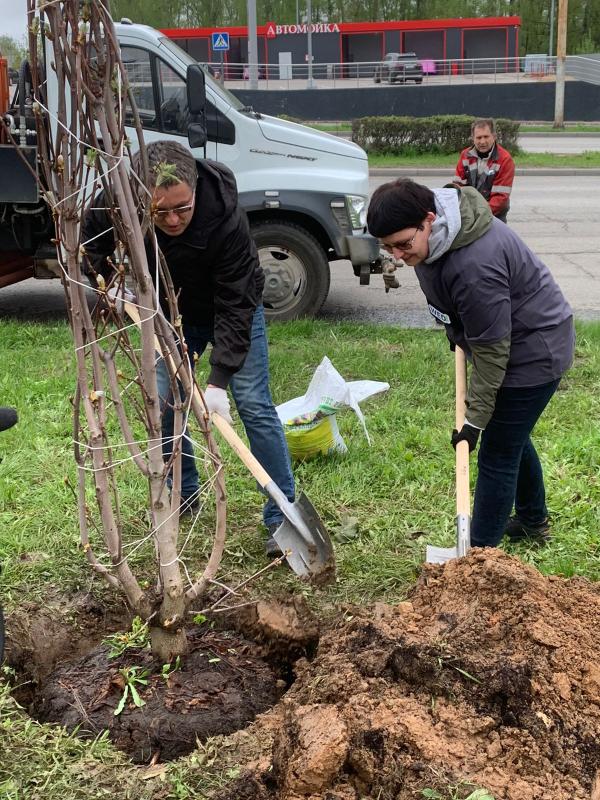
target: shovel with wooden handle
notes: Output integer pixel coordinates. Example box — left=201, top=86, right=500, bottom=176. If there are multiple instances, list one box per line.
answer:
left=426, top=345, right=471, bottom=564
left=210, top=412, right=335, bottom=582
left=123, top=301, right=335, bottom=582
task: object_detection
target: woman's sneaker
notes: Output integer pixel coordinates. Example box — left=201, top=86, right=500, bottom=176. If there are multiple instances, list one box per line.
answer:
left=504, top=515, right=551, bottom=543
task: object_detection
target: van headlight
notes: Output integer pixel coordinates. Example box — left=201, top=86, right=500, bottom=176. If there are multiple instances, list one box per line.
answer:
left=346, top=195, right=367, bottom=231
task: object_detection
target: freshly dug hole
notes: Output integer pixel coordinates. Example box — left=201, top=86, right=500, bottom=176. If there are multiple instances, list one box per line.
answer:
left=20, top=596, right=319, bottom=764
left=32, top=627, right=282, bottom=763
left=211, top=550, right=600, bottom=800
left=4, top=592, right=129, bottom=706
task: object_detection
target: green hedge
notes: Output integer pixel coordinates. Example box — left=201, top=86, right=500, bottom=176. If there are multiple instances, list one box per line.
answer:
left=351, top=115, right=521, bottom=155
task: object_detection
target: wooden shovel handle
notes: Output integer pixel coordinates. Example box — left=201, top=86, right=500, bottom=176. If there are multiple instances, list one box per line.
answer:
left=210, top=412, right=271, bottom=489
left=124, top=301, right=272, bottom=490
left=455, top=346, right=470, bottom=518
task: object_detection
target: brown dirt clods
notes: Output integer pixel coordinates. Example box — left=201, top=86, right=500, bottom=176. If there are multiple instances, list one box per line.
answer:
left=219, top=549, right=600, bottom=800
left=8, top=551, right=600, bottom=799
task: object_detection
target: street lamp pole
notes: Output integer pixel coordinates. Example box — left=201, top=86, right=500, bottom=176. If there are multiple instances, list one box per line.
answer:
left=306, top=0, right=316, bottom=88
left=549, top=0, right=556, bottom=56
left=553, top=0, right=568, bottom=127
left=247, top=0, right=259, bottom=89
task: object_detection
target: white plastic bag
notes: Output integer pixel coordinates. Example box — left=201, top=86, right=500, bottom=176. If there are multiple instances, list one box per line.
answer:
left=276, top=356, right=389, bottom=460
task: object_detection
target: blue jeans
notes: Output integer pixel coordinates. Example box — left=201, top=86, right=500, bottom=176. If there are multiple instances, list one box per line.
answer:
left=157, top=306, right=295, bottom=528
left=470, top=379, right=561, bottom=548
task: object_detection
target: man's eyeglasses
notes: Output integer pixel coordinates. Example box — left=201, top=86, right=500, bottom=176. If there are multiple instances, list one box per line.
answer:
left=381, top=225, right=424, bottom=255
left=153, top=202, right=194, bottom=219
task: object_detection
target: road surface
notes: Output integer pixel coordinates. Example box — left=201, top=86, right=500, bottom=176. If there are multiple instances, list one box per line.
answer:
left=519, top=134, right=600, bottom=154
left=0, top=174, right=598, bottom=327
left=319, top=173, right=600, bottom=326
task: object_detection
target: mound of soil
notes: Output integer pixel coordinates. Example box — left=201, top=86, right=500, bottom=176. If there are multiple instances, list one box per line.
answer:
left=33, top=628, right=283, bottom=763
left=216, top=550, right=600, bottom=800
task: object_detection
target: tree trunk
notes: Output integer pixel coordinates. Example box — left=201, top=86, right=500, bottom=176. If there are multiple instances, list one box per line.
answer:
left=150, top=624, right=189, bottom=663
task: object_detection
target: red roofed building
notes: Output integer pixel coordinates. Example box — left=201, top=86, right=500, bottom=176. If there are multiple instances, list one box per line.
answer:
left=162, top=16, right=520, bottom=78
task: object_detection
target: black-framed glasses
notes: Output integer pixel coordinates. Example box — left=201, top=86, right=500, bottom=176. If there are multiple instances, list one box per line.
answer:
left=153, top=202, right=194, bottom=219
left=381, top=225, right=424, bottom=255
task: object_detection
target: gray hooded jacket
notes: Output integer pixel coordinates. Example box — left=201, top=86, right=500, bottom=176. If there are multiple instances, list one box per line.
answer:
left=415, top=187, right=574, bottom=428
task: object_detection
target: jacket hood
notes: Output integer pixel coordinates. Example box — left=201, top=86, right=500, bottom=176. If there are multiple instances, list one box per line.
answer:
left=156, top=159, right=238, bottom=250
left=424, top=188, right=462, bottom=263
left=450, top=186, right=493, bottom=250
left=422, top=186, right=493, bottom=265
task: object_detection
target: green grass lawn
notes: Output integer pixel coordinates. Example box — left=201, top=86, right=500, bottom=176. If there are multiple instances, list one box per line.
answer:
left=2, top=317, right=600, bottom=798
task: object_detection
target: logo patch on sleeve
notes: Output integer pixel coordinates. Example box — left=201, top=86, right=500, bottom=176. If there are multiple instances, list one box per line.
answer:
left=428, top=304, right=451, bottom=324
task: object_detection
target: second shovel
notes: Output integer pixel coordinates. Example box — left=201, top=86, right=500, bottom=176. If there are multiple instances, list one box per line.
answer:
left=425, top=345, right=471, bottom=564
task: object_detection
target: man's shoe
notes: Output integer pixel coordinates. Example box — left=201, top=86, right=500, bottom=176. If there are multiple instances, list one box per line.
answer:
left=505, top=515, right=551, bottom=543
left=265, top=523, right=284, bottom=558
left=179, top=496, right=199, bottom=517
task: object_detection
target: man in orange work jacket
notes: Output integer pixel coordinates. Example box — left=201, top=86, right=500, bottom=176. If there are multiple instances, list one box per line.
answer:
left=453, top=117, right=515, bottom=223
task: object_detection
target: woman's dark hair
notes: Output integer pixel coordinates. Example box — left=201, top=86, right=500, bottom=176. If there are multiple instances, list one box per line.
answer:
left=367, top=178, right=435, bottom=238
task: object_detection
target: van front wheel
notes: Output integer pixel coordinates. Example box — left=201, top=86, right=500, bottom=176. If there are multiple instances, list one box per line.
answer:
left=251, top=221, right=330, bottom=321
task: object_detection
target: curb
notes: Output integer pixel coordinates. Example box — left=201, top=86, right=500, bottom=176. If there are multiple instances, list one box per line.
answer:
left=369, top=167, right=600, bottom=177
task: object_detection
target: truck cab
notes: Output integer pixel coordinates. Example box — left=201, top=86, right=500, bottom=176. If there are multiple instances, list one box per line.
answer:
left=0, top=20, right=380, bottom=321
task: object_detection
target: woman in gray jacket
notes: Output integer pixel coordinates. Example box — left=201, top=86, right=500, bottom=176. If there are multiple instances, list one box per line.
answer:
left=367, top=178, right=574, bottom=548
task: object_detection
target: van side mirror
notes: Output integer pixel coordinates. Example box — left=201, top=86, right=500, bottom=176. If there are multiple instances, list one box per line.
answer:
left=186, top=64, right=207, bottom=148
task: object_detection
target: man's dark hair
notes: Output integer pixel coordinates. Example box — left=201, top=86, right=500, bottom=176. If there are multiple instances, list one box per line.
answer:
left=471, top=117, right=496, bottom=136
left=133, top=140, right=198, bottom=192
left=367, top=178, right=435, bottom=238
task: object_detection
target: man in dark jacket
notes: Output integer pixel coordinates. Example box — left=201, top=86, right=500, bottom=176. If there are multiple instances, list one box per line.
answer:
left=367, top=178, right=574, bottom=548
left=453, top=118, right=515, bottom=223
left=83, top=140, right=294, bottom=556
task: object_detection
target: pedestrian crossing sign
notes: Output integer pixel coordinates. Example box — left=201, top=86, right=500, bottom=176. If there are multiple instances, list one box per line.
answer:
left=212, top=32, right=230, bottom=51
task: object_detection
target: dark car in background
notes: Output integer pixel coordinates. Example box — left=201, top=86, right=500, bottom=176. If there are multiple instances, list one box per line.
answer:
left=374, top=53, right=424, bottom=84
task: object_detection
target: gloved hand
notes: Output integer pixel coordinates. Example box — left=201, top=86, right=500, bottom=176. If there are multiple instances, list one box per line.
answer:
left=381, top=254, right=403, bottom=293
left=204, top=386, right=233, bottom=424
left=382, top=266, right=400, bottom=293
left=107, top=284, right=136, bottom=317
left=451, top=422, right=480, bottom=453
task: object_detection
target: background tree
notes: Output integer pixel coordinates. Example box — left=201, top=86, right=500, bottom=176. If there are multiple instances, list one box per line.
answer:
left=0, top=36, right=28, bottom=70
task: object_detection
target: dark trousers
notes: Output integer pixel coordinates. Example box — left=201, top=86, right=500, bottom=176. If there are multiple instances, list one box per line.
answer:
left=470, top=378, right=561, bottom=548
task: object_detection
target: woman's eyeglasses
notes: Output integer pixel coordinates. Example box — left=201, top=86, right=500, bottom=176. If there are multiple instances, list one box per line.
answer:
left=381, top=225, right=424, bottom=255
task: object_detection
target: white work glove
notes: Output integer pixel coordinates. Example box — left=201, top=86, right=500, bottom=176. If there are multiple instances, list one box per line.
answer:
left=380, top=252, right=404, bottom=293
left=107, top=284, right=136, bottom=316
left=204, top=386, right=233, bottom=424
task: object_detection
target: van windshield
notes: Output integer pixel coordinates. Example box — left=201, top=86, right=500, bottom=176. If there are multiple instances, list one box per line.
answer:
left=158, top=36, right=244, bottom=111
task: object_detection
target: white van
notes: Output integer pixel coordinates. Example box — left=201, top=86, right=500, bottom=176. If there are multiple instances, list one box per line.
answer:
left=0, top=20, right=379, bottom=321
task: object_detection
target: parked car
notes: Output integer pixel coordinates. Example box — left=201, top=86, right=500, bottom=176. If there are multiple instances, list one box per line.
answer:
left=373, top=53, right=424, bottom=84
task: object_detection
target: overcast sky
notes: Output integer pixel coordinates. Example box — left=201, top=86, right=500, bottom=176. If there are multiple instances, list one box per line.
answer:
left=2, top=0, right=29, bottom=44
